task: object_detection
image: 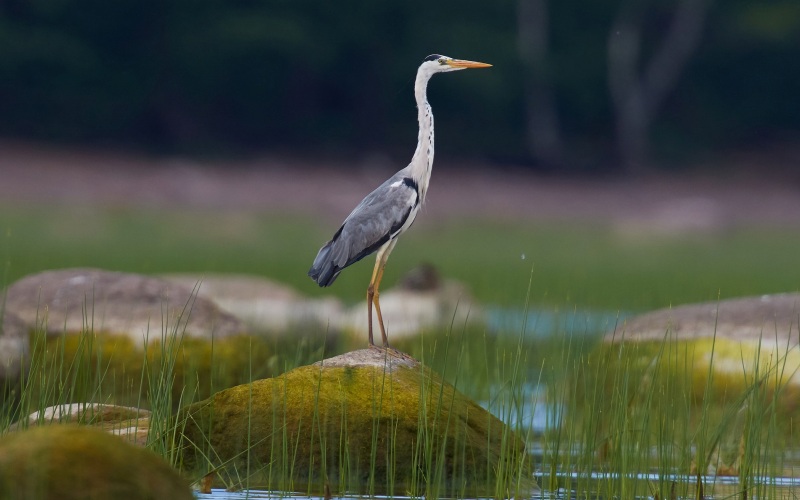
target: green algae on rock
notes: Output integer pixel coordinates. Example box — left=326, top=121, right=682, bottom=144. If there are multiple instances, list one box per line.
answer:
left=22, top=332, right=278, bottom=409
left=592, top=336, right=800, bottom=411
left=177, top=347, right=530, bottom=497
left=0, top=425, right=192, bottom=500
left=599, top=294, right=800, bottom=408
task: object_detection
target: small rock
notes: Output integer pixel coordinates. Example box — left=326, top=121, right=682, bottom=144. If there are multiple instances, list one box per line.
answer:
left=0, top=425, right=192, bottom=500
left=0, top=311, right=28, bottom=381
left=4, top=268, right=246, bottom=342
left=19, top=403, right=151, bottom=446
left=161, top=273, right=343, bottom=334
left=397, top=262, right=442, bottom=291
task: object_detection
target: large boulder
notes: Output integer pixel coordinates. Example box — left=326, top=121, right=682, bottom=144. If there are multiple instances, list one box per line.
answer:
left=13, top=332, right=278, bottom=410
left=607, top=293, right=800, bottom=343
left=161, top=273, right=343, bottom=334
left=0, top=425, right=192, bottom=500
left=177, top=347, right=530, bottom=497
left=602, top=293, right=800, bottom=403
left=5, top=268, right=246, bottom=341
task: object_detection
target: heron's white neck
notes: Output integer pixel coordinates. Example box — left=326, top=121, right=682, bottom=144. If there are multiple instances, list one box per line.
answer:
left=410, top=68, right=435, bottom=203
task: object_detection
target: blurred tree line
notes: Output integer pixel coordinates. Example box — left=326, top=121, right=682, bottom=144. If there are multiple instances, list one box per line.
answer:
left=0, top=0, right=798, bottom=173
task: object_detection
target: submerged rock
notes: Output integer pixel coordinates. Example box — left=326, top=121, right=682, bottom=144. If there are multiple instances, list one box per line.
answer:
left=177, top=347, right=530, bottom=497
left=0, top=425, right=192, bottom=500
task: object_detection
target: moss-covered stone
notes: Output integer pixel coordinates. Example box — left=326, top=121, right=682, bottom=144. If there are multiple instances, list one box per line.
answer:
left=601, top=293, right=800, bottom=409
left=27, top=332, right=279, bottom=407
left=0, top=425, right=192, bottom=500
left=590, top=337, right=800, bottom=410
left=177, top=348, right=530, bottom=496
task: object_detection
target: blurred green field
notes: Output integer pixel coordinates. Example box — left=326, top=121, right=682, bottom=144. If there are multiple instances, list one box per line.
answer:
left=2, top=203, right=799, bottom=313
left=4, top=203, right=800, bottom=497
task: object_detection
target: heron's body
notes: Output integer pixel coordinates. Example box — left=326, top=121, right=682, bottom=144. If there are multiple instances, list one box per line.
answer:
left=309, top=54, right=490, bottom=346
left=308, top=169, right=420, bottom=287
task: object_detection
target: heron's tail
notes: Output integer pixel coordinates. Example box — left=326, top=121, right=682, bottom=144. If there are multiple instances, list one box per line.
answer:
left=308, top=241, right=340, bottom=287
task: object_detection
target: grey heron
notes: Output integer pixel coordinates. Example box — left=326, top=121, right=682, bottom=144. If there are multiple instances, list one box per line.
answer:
left=308, top=54, right=491, bottom=347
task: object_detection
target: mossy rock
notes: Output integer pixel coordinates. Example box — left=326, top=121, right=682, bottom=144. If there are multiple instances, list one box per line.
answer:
left=597, top=294, right=800, bottom=412
left=24, top=332, right=281, bottom=408
left=176, top=347, right=530, bottom=497
left=589, top=337, right=800, bottom=412
left=0, top=425, right=192, bottom=500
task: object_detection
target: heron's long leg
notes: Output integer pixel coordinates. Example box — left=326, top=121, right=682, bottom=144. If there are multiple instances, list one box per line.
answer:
left=367, top=240, right=397, bottom=347
left=372, top=260, right=390, bottom=346
left=367, top=264, right=378, bottom=346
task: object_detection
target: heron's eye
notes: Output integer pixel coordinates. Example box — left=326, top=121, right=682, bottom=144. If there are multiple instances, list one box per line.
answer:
left=438, top=58, right=446, bottom=65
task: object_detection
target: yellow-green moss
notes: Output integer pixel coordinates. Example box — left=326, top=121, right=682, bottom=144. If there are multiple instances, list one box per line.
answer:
left=27, top=332, right=277, bottom=407
left=0, top=425, right=192, bottom=500
left=590, top=338, right=800, bottom=408
left=176, top=361, right=529, bottom=496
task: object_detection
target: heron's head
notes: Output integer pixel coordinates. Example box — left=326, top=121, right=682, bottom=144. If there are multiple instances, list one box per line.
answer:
left=420, top=54, right=492, bottom=76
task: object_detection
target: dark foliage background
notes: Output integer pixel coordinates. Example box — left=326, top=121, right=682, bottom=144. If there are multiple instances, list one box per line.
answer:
left=0, top=0, right=797, bottom=171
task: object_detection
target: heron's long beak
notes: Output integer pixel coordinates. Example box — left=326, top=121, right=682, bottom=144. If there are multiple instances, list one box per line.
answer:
left=446, top=59, right=492, bottom=69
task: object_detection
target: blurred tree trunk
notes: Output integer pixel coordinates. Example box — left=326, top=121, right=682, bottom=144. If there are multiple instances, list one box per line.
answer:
left=518, top=0, right=564, bottom=169
left=608, top=0, right=711, bottom=174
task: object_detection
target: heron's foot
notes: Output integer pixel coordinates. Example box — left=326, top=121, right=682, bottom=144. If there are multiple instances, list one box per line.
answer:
left=368, top=343, right=414, bottom=361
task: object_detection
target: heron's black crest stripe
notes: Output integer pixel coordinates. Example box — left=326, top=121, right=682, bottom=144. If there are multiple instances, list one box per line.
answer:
left=424, top=54, right=443, bottom=62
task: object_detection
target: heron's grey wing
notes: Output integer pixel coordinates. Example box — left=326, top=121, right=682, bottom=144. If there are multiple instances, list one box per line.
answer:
left=308, top=171, right=419, bottom=287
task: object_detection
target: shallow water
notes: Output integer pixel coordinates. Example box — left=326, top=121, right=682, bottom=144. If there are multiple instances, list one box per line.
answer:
left=200, top=308, right=800, bottom=499
left=535, top=471, right=800, bottom=499
left=485, top=307, right=628, bottom=338
left=481, top=382, right=560, bottom=434
left=200, top=470, right=800, bottom=499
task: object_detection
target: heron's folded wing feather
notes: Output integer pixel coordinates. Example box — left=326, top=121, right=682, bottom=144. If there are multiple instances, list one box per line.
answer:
left=330, top=173, right=419, bottom=269
left=308, top=171, right=419, bottom=287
